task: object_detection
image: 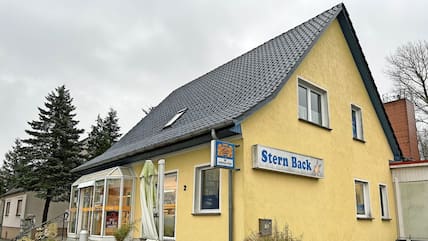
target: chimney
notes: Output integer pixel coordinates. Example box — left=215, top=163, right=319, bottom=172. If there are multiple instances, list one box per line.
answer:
left=384, top=98, right=420, bottom=161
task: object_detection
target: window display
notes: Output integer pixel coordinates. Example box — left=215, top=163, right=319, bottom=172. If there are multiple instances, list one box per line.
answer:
left=121, top=179, right=133, bottom=225
left=80, top=186, right=94, bottom=231
left=68, top=167, right=135, bottom=237
left=92, top=180, right=105, bottom=235
left=105, top=179, right=121, bottom=235
left=69, top=187, right=78, bottom=234
left=164, top=172, right=177, bottom=238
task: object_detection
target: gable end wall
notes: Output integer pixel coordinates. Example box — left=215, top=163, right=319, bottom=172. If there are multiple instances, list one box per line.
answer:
left=240, top=19, right=397, bottom=241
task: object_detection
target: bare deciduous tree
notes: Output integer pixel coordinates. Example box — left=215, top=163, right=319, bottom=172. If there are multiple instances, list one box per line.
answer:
left=386, top=41, right=428, bottom=159
left=386, top=40, right=428, bottom=123
left=418, top=129, right=428, bottom=159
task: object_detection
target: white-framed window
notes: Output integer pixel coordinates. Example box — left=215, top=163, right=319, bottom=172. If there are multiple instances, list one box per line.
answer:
left=69, top=186, right=78, bottom=234
left=351, top=105, right=364, bottom=140
left=164, top=171, right=178, bottom=240
left=16, top=199, right=22, bottom=216
left=298, top=78, right=329, bottom=127
left=193, top=165, right=220, bottom=214
left=379, top=184, right=390, bottom=219
left=354, top=179, right=371, bottom=218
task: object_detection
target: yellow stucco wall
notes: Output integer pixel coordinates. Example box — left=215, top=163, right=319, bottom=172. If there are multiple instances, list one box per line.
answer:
left=239, top=19, right=397, bottom=241
left=131, top=138, right=243, bottom=241
left=129, top=19, right=397, bottom=241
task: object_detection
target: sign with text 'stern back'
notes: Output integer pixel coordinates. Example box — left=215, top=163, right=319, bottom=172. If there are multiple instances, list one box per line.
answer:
left=211, top=140, right=235, bottom=169
left=252, top=144, right=324, bottom=178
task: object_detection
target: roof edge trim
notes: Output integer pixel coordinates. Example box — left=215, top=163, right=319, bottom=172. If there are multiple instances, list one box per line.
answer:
left=73, top=121, right=240, bottom=173
left=234, top=4, right=343, bottom=124
left=336, top=5, right=402, bottom=160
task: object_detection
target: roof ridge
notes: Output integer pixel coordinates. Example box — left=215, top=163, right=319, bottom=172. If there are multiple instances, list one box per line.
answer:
left=73, top=3, right=346, bottom=173
left=172, top=3, right=343, bottom=95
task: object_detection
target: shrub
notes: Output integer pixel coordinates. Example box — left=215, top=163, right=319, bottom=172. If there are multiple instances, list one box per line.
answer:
left=113, top=223, right=133, bottom=241
left=244, top=222, right=302, bottom=241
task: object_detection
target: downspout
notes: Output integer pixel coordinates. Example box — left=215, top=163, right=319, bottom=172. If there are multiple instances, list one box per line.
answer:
left=228, top=168, right=233, bottom=241
left=211, top=129, right=218, bottom=140
left=211, top=129, right=233, bottom=241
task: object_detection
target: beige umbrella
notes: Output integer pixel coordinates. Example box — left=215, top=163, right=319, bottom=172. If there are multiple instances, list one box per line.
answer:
left=140, top=160, right=158, bottom=240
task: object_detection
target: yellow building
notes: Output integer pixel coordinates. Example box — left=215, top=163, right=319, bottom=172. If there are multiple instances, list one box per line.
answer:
left=69, top=3, right=402, bottom=241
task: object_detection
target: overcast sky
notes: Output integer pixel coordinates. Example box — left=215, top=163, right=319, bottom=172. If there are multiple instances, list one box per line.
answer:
left=1, top=0, right=427, bottom=161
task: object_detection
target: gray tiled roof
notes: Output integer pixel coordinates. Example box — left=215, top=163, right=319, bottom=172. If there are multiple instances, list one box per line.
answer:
left=74, top=4, right=345, bottom=172
left=0, top=188, right=25, bottom=198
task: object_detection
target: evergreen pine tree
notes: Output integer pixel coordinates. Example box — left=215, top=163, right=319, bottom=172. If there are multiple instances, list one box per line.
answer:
left=1, top=140, right=21, bottom=191
left=0, top=177, right=6, bottom=195
left=0, top=139, right=32, bottom=191
left=87, top=115, right=106, bottom=158
left=103, top=108, right=121, bottom=145
left=22, top=85, right=84, bottom=223
left=87, top=108, right=121, bottom=159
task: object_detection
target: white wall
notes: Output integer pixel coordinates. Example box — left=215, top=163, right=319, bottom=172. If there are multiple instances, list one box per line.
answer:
left=392, top=165, right=428, bottom=182
left=392, top=164, right=428, bottom=240
left=2, top=191, right=69, bottom=229
left=399, top=181, right=428, bottom=239
left=2, top=193, right=27, bottom=228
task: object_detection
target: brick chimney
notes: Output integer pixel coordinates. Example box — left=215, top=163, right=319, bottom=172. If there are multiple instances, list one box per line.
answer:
left=384, top=98, right=420, bottom=161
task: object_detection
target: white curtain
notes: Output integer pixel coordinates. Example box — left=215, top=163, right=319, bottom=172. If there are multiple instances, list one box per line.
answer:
left=140, top=160, right=158, bottom=240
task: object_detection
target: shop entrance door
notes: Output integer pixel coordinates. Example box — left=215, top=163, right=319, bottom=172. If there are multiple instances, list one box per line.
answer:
left=77, top=186, right=94, bottom=234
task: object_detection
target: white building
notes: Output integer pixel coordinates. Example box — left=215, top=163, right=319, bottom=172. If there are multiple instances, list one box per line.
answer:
left=385, top=98, right=428, bottom=240
left=0, top=189, right=69, bottom=240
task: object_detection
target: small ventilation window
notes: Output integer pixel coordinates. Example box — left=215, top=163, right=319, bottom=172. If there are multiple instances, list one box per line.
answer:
left=164, top=108, right=187, bottom=128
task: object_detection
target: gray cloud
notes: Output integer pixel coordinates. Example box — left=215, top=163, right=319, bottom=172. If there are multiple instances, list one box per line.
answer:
left=1, top=0, right=427, bottom=159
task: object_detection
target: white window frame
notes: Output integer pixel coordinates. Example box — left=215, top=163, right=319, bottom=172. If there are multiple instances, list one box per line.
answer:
left=379, top=184, right=390, bottom=220
left=164, top=170, right=178, bottom=240
left=164, top=108, right=187, bottom=128
left=351, top=104, right=364, bottom=140
left=193, top=164, right=221, bottom=214
left=354, top=178, right=371, bottom=219
left=298, top=78, right=329, bottom=128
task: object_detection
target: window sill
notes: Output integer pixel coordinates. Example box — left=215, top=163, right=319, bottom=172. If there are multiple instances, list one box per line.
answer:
left=192, top=212, right=221, bottom=216
left=163, top=237, right=175, bottom=240
left=353, top=137, right=366, bottom=143
left=163, top=237, right=176, bottom=241
left=381, top=217, right=392, bottom=221
left=298, top=118, right=332, bottom=131
left=357, top=216, right=374, bottom=220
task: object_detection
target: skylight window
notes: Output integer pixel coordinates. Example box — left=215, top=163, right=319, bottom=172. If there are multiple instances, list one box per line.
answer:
left=164, top=108, right=187, bottom=128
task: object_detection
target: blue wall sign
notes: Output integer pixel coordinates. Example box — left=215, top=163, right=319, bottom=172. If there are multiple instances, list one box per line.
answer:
left=252, top=144, right=324, bottom=178
left=211, top=140, right=235, bottom=169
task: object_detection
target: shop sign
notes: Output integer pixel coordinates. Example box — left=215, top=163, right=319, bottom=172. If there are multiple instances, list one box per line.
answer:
left=211, top=140, right=235, bottom=169
left=252, top=144, right=324, bottom=178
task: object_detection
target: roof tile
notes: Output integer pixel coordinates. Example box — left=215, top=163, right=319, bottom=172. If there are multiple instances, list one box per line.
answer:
left=74, top=3, right=343, bottom=172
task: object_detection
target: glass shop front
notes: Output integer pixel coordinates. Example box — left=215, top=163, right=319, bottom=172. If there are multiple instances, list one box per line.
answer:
left=68, top=167, right=135, bottom=240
